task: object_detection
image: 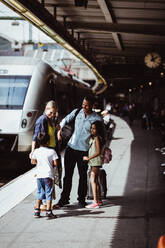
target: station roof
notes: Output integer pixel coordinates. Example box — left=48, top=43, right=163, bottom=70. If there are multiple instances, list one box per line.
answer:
left=1, top=0, right=165, bottom=94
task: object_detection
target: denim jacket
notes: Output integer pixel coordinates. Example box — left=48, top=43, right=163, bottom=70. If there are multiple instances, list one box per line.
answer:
left=32, top=114, right=50, bottom=142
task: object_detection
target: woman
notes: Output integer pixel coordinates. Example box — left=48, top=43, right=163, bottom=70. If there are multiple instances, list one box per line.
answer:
left=30, top=100, right=59, bottom=156
left=30, top=100, right=62, bottom=207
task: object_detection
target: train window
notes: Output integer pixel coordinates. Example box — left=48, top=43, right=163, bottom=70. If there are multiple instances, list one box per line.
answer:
left=0, top=76, right=31, bottom=109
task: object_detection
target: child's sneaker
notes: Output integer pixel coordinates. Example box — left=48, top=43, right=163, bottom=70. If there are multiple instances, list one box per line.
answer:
left=85, top=202, right=99, bottom=209
left=98, top=200, right=103, bottom=206
left=34, top=208, right=40, bottom=218
left=46, top=211, right=57, bottom=219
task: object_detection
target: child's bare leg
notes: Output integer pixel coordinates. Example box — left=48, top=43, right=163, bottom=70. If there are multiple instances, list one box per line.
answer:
left=95, top=177, right=100, bottom=202
left=46, top=200, right=52, bottom=211
left=36, top=199, right=42, bottom=209
left=90, top=167, right=99, bottom=203
left=34, top=199, right=41, bottom=217
left=97, top=182, right=101, bottom=201
left=90, top=172, right=97, bottom=202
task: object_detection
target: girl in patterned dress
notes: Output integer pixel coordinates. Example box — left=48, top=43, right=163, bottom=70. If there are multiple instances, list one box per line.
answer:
left=83, top=121, right=104, bottom=208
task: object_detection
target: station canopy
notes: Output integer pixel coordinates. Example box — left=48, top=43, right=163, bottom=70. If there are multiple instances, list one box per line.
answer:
left=1, top=0, right=165, bottom=94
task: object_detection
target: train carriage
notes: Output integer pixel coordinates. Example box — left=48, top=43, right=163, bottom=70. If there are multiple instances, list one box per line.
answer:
left=0, top=56, right=91, bottom=153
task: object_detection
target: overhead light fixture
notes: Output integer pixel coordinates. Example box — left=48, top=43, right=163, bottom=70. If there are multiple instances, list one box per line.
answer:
left=55, top=35, right=65, bottom=45
left=71, top=49, right=80, bottom=57
left=25, top=11, right=44, bottom=26
left=5, top=0, right=26, bottom=12
left=94, top=85, right=107, bottom=95
left=1, top=0, right=107, bottom=92
left=160, top=72, right=164, bottom=78
left=63, top=43, right=74, bottom=52
left=41, top=25, right=56, bottom=37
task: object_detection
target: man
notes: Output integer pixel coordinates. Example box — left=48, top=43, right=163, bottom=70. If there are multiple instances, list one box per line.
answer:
left=56, top=96, right=103, bottom=208
left=101, top=110, right=111, bottom=126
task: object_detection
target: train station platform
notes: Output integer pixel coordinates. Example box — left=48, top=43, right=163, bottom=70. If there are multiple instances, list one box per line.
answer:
left=0, top=115, right=165, bottom=248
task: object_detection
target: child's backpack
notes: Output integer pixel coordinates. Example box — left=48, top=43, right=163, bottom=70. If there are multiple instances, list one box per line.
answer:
left=101, top=147, right=112, bottom=164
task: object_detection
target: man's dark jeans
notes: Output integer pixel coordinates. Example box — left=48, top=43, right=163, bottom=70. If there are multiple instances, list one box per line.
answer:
left=60, top=146, right=88, bottom=204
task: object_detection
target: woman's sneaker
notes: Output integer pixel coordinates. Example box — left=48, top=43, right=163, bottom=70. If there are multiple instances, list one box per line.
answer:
left=34, top=208, right=40, bottom=218
left=85, top=202, right=99, bottom=209
left=98, top=200, right=103, bottom=206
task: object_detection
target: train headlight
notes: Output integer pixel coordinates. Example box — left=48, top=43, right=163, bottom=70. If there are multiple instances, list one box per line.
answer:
left=27, top=112, right=32, bottom=117
left=21, top=119, right=27, bottom=128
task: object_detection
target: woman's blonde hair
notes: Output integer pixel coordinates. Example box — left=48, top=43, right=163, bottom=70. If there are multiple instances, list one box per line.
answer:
left=45, top=100, right=57, bottom=110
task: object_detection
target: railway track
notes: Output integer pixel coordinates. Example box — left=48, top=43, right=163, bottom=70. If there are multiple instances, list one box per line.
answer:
left=0, top=153, right=34, bottom=188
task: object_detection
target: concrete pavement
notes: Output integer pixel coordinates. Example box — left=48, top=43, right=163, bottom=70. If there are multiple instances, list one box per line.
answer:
left=0, top=115, right=165, bottom=248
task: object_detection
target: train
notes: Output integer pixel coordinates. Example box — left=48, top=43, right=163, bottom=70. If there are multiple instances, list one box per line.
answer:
left=0, top=56, right=92, bottom=154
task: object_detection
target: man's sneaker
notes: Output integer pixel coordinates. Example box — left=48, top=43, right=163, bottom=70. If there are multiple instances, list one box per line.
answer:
left=52, top=200, right=69, bottom=209
left=46, top=211, right=57, bottom=219
left=78, top=201, right=87, bottom=208
left=85, top=202, right=99, bottom=209
left=34, top=209, right=40, bottom=218
left=98, top=200, right=103, bottom=206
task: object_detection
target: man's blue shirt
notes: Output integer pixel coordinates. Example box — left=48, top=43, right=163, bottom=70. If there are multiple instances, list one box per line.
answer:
left=60, top=109, right=103, bottom=151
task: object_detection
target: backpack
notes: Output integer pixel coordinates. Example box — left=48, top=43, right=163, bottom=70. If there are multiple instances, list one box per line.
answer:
left=60, top=109, right=80, bottom=150
left=101, top=146, right=112, bottom=164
